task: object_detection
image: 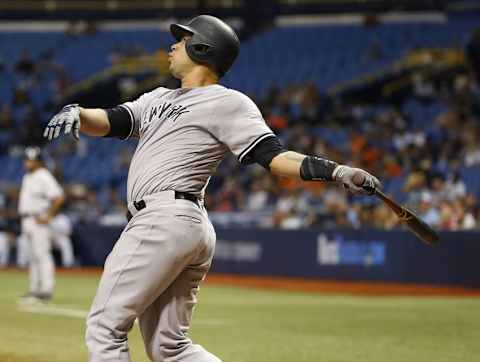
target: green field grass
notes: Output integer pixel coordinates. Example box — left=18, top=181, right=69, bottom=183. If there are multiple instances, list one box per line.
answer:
left=0, top=270, right=479, bottom=362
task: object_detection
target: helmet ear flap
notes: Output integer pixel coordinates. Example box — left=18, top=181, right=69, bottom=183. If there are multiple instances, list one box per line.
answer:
left=186, top=41, right=216, bottom=71
left=191, top=43, right=212, bottom=56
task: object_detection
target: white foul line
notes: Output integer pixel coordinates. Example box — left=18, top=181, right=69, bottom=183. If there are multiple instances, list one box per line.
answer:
left=18, top=303, right=231, bottom=326
left=18, top=303, right=88, bottom=318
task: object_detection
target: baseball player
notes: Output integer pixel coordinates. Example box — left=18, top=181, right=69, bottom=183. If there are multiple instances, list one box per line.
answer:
left=44, top=15, right=380, bottom=362
left=18, top=146, right=65, bottom=302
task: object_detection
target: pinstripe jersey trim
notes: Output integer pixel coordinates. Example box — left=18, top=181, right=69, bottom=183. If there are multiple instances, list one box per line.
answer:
left=119, top=104, right=135, bottom=140
left=238, top=132, right=275, bottom=163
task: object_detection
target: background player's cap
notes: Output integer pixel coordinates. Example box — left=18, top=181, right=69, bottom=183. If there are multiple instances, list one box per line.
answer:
left=170, top=15, right=240, bottom=77
left=24, top=146, right=43, bottom=161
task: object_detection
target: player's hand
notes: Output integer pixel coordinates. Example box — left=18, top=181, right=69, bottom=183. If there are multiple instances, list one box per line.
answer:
left=43, top=104, right=81, bottom=141
left=333, top=165, right=381, bottom=195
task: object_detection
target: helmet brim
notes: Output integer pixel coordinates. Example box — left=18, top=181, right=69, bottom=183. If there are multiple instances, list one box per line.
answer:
left=170, top=24, right=195, bottom=41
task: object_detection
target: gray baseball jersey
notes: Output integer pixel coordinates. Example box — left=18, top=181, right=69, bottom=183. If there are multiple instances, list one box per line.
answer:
left=120, top=84, right=274, bottom=202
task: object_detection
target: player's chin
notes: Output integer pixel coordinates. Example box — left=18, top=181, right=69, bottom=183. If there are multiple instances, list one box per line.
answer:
left=169, top=65, right=181, bottom=80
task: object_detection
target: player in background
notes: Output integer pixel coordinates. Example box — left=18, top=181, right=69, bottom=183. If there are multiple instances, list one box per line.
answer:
left=43, top=15, right=379, bottom=362
left=18, top=146, right=65, bottom=302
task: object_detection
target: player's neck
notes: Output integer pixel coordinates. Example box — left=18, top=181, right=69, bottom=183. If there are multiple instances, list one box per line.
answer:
left=181, top=67, right=218, bottom=89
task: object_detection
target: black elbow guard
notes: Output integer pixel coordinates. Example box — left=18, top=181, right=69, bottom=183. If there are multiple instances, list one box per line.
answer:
left=300, top=156, right=338, bottom=181
left=243, top=136, right=287, bottom=170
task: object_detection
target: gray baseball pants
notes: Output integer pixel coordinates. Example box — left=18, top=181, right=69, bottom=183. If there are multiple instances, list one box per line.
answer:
left=86, top=191, right=220, bottom=362
left=21, top=216, right=55, bottom=295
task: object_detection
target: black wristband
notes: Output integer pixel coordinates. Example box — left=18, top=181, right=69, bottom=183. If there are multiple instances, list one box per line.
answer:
left=300, top=156, right=338, bottom=181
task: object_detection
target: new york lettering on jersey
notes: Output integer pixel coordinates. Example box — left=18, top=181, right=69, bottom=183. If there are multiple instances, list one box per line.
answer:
left=140, top=101, right=190, bottom=134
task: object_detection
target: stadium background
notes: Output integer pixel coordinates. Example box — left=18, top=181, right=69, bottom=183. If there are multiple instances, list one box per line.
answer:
left=0, top=1, right=480, bottom=361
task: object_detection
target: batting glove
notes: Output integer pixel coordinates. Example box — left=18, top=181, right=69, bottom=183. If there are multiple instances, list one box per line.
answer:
left=332, top=165, right=381, bottom=195
left=43, top=104, right=81, bottom=141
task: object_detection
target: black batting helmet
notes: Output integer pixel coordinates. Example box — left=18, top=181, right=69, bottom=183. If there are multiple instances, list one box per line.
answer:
left=170, top=15, right=240, bottom=77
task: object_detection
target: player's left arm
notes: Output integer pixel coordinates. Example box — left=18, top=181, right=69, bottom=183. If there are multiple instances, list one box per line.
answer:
left=249, top=137, right=380, bottom=194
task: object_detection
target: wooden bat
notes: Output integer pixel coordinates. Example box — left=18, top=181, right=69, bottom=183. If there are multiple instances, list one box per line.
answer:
left=353, top=173, right=439, bottom=245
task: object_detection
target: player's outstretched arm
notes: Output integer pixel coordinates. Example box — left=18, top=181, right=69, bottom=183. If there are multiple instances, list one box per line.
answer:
left=269, top=151, right=380, bottom=195
left=44, top=104, right=110, bottom=141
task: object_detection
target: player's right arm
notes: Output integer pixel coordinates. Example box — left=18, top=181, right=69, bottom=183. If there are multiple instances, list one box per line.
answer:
left=78, top=108, right=110, bottom=137
left=245, top=138, right=380, bottom=194
left=43, top=104, right=135, bottom=141
left=43, top=88, right=162, bottom=141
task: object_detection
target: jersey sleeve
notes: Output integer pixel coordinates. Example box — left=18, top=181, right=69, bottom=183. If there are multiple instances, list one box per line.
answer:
left=212, top=91, right=275, bottom=164
left=40, top=170, right=63, bottom=199
left=119, top=88, right=167, bottom=139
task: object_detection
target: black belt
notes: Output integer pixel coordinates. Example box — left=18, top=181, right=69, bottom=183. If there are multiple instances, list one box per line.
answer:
left=126, top=191, right=199, bottom=222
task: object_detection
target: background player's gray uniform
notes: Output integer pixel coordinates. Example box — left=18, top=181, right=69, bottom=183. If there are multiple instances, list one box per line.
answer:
left=18, top=168, right=64, bottom=297
left=86, top=84, right=274, bottom=362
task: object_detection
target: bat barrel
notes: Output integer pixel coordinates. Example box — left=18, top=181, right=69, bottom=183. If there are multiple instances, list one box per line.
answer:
left=373, top=189, right=439, bottom=246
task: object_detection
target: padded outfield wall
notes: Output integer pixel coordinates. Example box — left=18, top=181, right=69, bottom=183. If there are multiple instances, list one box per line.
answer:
left=73, top=226, right=480, bottom=288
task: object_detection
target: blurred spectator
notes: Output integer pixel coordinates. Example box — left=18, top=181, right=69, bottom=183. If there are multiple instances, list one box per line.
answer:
left=0, top=188, right=17, bottom=266
left=372, top=204, right=397, bottom=229
left=245, top=178, right=271, bottom=211
left=15, top=49, right=35, bottom=75
left=212, top=176, right=245, bottom=212
left=0, top=231, right=12, bottom=267
left=50, top=213, right=75, bottom=267
left=417, top=192, right=440, bottom=228
left=454, top=198, right=476, bottom=230
left=403, top=170, right=428, bottom=209
left=0, top=105, right=15, bottom=150
left=18, top=106, right=45, bottom=146
left=272, top=189, right=311, bottom=229
left=64, top=184, right=103, bottom=224
left=412, top=73, right=435, bottom=102
left=12, top=83, right=31, bottom=106
left=0, top=104, right=15, bottom=130
left=98, top=185, right=128, bottom=226
left=439, top=200, right=458, bottom=230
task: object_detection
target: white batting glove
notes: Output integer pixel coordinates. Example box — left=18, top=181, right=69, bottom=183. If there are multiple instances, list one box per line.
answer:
left=332, top=165, right=381, bottom=195
left=43, top=104, right=81, bottom=141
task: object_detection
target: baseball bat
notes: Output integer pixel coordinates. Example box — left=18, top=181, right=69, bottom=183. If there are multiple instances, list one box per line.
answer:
left=353, top=173, right=439, bottom=246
